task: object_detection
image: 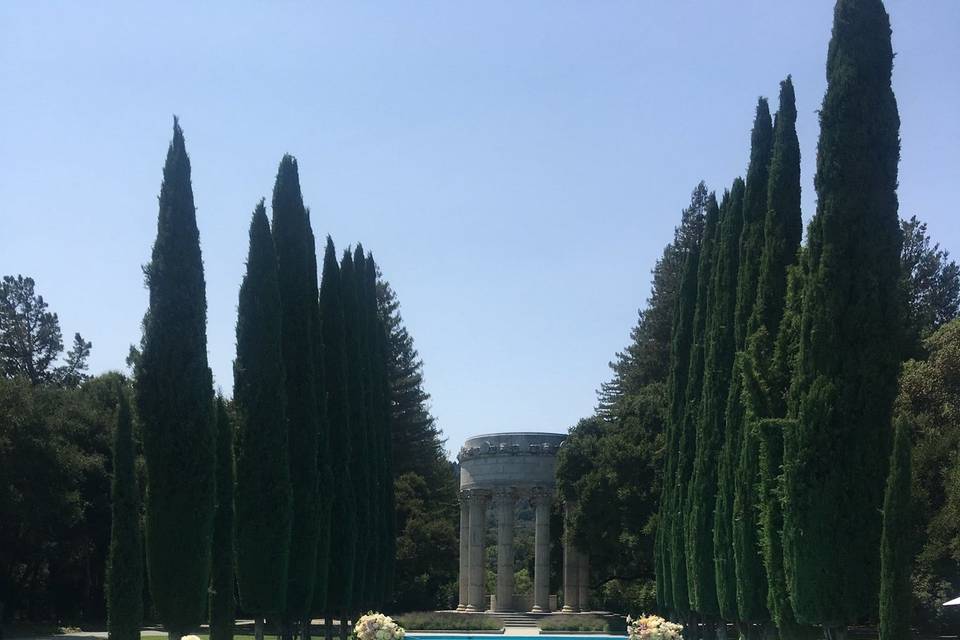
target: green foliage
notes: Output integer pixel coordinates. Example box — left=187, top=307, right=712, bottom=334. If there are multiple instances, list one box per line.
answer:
left=234, top=202, right=292, bottom=618
left=319, top=237, right=357, bottom=614
left=690, top=179, right=744, bottom=618
left=0, top=274, right=91, bottom=387
left=393, top=612, right=501, bottom=631
left=599, top=182, right=708, bottom=413
left=210, top=398, right=235, bottom=640
left=900, top=215, right=960, bottom=358
left=107, top=385, right=143, bottom=640
left=879, top=416, right=912, bottom=640
left=785, top=0, right=902, bottom=627
left=393, top=471, right=458, bottom=612
left=557, top=384, right=666, bottom=589
left=369, top=252, right=396, bottom=603
left=271, top=155, right=322, bottom=621
left=136, top=119, right=215, bottom=635
left=538, top=614, right=615, bottom=632
left=897, top=319, right=960, bottom=630
left=340, top=249, right=371, bottom=612
left=734, top=97, right=773, bottom=349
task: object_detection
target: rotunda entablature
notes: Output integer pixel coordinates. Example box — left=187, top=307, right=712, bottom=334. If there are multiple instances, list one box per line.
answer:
left=458, top=431, right=565, bottom=491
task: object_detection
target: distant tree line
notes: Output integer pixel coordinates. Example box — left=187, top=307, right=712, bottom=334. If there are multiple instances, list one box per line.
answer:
left=0, top=122, right=456, bottom=637
left=557, top=0, right=960, bottom=637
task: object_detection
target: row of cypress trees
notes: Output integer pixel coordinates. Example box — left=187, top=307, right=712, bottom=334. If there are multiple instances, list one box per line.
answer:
left=655, top=1, right=909, bottom=639
left=108, top=124, right=396, bottom=640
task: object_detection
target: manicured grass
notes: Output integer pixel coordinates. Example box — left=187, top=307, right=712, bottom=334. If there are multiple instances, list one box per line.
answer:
left=538, top=614, right=622, bottom=633
left=394, top=612, right=502, bottom=631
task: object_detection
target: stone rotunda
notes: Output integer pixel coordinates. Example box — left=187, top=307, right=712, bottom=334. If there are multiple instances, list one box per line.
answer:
left=455, top=432, right=590, bottom=613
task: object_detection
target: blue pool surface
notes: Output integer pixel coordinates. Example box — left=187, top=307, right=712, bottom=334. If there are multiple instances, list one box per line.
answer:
left=407, top=636, right=627, bottom=640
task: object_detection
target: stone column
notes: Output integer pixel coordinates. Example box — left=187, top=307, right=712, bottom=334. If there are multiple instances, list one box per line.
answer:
left=577, top=550, right=590, bottom=612
left=561, top=543, right=579, bottom=612
left=494, top=488, right=516, bottom=612
left=466, top=490, right=490, bottom=611
left=457, top=491, right=470, bottom=610
left=530, top=488, right=551, bottom=612
left=561, top=504, right=579, bottom=613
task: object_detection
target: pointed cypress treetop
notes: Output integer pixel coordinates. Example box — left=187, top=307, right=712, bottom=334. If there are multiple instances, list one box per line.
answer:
left=234, top=199, right=291, bottom=617
left=734, top=98, right=774, bottom=348
left=750, top=76, right=802, bottom=340
left=137, top=117, right=215, bottom=637
left=786, top=0, right=902, bottom=628
left=270, top=154, right=322, bottom=620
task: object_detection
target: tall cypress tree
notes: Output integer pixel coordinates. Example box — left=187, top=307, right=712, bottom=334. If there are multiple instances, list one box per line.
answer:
left=368, top=252, right=396, bottom=603
left=784, top=0, right=902, bottom=634
left=879, top=417, right=912, bottom=640
left=357, top=247, right=382, bottom=608
left=739, top=78, right=804, bottom=637
left=319, top=237, right=357, bottom=624
left=210, top=397, right=235, bottom=640
left=107, top=385, right=143, bottom=640
left=690, top=178, right=744, bottom=620
left=136, top=119, right=215, bottom=640
left=234, top=201, right=292, bottom=640
left=272, top=156, right=322, bottom=628
left=729, top=98, right=774, bottom=629
left=341, top=249, right=371, bottom=613
left=307, top=217, right=334, bottom=630
left=657, top=195, right=702, bottom=616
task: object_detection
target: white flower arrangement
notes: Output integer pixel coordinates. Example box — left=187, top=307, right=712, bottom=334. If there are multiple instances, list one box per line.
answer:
left=626, top=614, right=683, bottom=640
left=354, top=612, right=405, bottom=640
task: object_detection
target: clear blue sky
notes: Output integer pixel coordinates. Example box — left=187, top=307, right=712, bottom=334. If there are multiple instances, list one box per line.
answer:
left=2, top=2, right=958, bottom=458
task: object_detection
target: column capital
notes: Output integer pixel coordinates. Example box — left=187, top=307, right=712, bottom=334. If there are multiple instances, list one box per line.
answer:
left=493, top=487, right=517, bottom=506
left=530, top=486, right=552, bottom=506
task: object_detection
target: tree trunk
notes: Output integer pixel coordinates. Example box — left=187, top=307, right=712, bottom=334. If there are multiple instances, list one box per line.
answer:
left=716, top=621, right=728, bottom=640
left=255, top=618, right=265, bottom=640
left=823, top=627, right=847, bottom=640
left=168, top=632, right=183, bottom=640
left=302, top=617, right=312, bottom=640
left=339, top=612, right=348, bottom=640
left=325, top=615, right=334, bottom=640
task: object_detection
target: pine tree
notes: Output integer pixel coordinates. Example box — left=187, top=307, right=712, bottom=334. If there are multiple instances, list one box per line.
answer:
left=689, top=178, right=744, bottom=620
left=107, top=385, right=143, bottom=640
left=340, top=249, right=371, bottom=613
left=879, top=417, right=912, bottom=640
left=784, top=0, right=903, bottom=633
left=657, top=200, right=702, bottom=615
left=136, top=119, right=215, bottom=640
left=729, top=98, right=774, bottom=629
left=319, top=237, right=357, bottom=623
left=210, top=397, right=235, bottom=640
left=234, top=202, right=292, bottom=637
left=271, top=155, right=322, bottom=627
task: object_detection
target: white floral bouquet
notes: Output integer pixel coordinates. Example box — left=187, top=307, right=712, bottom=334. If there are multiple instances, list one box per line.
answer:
left=626, top=614, right=683, bottom=640
left=353, top=612, right=405, bottom=640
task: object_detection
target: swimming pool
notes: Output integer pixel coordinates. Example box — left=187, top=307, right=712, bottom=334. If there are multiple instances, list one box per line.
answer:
left=407, top=636, right=628, bottom=640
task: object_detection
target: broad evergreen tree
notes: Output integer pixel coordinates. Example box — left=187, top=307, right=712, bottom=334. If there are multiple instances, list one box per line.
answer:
left=210, top=397, right=235, bottom=640
left=136, top=119, right=215, bottom=640
left=784, top=0, right=903, bottom=635
left=879, top=417, right=912, bottom=640
left=234, top=202, right=292, bottom=639
left=319, top=237, right=357, bottom=625
left=600, top=183, right=709, bottom=414
left=689, top=178, right=744, bottom=621
left=272, top=156, right=322, bottom=629
left=730, top=98, right=775, bottom=629
left=107, top=386, right=143, bottom=640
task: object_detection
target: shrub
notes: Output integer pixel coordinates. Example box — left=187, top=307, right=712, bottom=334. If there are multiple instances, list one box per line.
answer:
left=538, top=614, right=616, bottom=633
left=393, top=612, right=501, bottom=631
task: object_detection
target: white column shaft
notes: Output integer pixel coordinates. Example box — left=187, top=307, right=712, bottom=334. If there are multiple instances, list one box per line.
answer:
left=495, top=492, right=516, bottom=611
left=531, top=493, right=551, bottom=612
left=457, top=495, right=470, bottom=610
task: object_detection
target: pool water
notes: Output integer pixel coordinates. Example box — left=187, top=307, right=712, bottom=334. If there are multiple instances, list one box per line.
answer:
left=408, top=636, right=627, bottom=640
